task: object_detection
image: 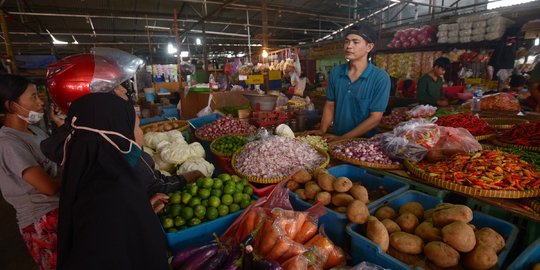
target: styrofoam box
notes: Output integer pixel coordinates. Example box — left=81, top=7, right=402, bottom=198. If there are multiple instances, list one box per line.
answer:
left=446, top=23, right=459, bottom=31
left=438, top=37, right=448, bottom=43
left=473, top=20, right=487, bottom=28
left=472, top=34, right=486, bottom=42
left=459, top=22, right=473, bottom=30
left=447, top=30, right=459, bottom=37
left=448, top=37, right=459, bottom=43
left=438, top=24, right=448, bottom=31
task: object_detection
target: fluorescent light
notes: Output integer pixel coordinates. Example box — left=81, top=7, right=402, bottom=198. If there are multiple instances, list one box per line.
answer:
left=145, top=25, right=171, bottom=31
left=488, top=0, right=535, bottom=9
left=535, top=37, right=540, bottom=46
left=180, top=51, right=189, bottom=57
left=237, top=52, right=246, bottom=57
left=71, top=35, right=78, bottom=44
left=196, top=38, right=202, bottom=45
left=390, top=0, right=400, bottom=2
left=45, top=29, right=68, bottom=45
left=262, top=49, right=268, bottom=58
left=167, top=43, right=177, bottom=54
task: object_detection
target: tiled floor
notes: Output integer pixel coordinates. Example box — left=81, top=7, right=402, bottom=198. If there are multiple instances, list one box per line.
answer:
left=0, top=196, right=37, bottom=270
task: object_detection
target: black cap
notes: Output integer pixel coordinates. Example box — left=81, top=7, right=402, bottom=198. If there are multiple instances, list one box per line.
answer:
left=345, top=23, right=377, bottom=44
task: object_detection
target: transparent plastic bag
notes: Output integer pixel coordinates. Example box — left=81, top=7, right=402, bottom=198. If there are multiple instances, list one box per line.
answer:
left=351, top=261, right=388, bottom=270
left=426, top=127, right=482, bottom=161
left=196, top=94, right=213, bottom=117
left=393, top=119, right=441, bottom=150
left=304, top=226, right=347, bottom=269
left=379, top=132, right=428, bottom=162
left=407, top=104, right=437, bottom=118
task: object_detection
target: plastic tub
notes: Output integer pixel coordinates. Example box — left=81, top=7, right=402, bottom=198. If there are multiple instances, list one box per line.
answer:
left=347, top=190, right=518, bottom=270
left=290, top=164, right=409, bottom=249
left=243, top=93, right=277, bottom=111
left=508, top=237, right=540, bottom=270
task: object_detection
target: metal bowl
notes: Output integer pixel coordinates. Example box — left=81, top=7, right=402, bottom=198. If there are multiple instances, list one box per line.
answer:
left=242, top=93, right=278, bottom=111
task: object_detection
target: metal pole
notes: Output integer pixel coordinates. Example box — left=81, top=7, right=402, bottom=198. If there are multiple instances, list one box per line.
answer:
left=246, top=10, right=251, bottom=61
left=0, top=10, right=18, bottom=74
left=261, top=0, right=268, bottom=50
left=145, top=15, right=153, bottom=64
left=174, top=8, right=182, bottom=85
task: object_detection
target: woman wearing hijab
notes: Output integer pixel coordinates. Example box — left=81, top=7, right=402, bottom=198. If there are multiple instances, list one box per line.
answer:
left=57, top=93, right=168, bottom=270
left=0, top=74, right=60, bottom=270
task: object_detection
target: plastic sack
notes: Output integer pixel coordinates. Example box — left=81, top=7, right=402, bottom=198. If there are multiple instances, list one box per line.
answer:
left=408, top=104, right=437, bottom=118
left=304, top=227, right=347, bottom=269
left=461, top=92, right=520, bottom=112
left=196, top=94, right=213, bottom=117
left=426, top=126, right=482, bottom=161
left=379, top=132, right=428, bottom=162
left=393, top=119, right=441, bottom=150
left=351, top=261, right=388, bottom=270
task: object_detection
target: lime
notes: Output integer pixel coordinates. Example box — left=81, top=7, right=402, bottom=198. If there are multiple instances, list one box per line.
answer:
left=181, top=193, right=192, bottom=205
left=196, top=178, right=205, bottom=187
left=212, top=179, right=223, bottom=189
left=167, top=228, right=178, bottom=233
left=201, top=199, right=208, bottom=207
left=242, top=193, right=251, bottom=201
left=174, top=216, right=186, bottom=227
left=218, top=173, right=232, bottom=182
left=240, top=178, right=248, bottom=185
left=240, top=199, right=251, bottom=209
left=162, top=205, right=171, bottom=215
left=189, top=197, right=201, bottom=207
left=223, top=184, right=236, bottom=195
left=206, top=207, right=219, bottom=220
left=229, top=203, right=241, bottom=213
left=170, top=193, right=182, bottom=204
left=179, top=225, right=188, bottom=230
left=233, top=192, right=244, bottom=204
left=163, top=217, right=174, bottom=229
left=211, top=189, right=222, bottom=197
left=208, top=196, right=221, bottom=208
left=221, top=194, right=233, bottom=206
left=189, top=218, right=202, bottom=226
left=188, top=185, right=198, bottom=196
left=231, top=175, right=241, bottom=182
left=217, top=205, right=229, bottom=217
left=202, top=178, right=214, bottom=189
left=235, top=183, right=244, bottom=193
left=170, top=204, right=183, bottom=217
left=194, top=205, right=206, bottom=219
left=181, top=207, right=194, bottom=220
left=167, top=192, right=174, bottom=197
left=198, top=188, right=211, bottom=199
left=243, top=186, right=254, bottom=196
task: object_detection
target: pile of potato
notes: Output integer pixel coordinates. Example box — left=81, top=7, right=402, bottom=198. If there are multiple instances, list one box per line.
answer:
left=288, top=168, right=371, bottom=225
left=143, top=121, right=186, bottom=133
left=362, top=203, right=506, bottom=269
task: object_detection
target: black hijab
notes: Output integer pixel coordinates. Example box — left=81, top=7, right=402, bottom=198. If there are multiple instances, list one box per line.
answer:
left=57, top=93, right=168, bottom=270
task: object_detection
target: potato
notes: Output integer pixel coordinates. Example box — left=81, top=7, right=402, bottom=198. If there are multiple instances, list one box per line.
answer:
left=366, top=216, right=389, bottom=253
left=346, top=200, right=369, bottom=224
left=375, top=206, right=397, bottom=221
left=389, top=232, right=424, bottom=255
left=349, top=184, right=369, bottom=203
left=399, top=202, right=424, bottom=220
left=395, top=212, right=419, bottom=233
left=442, top=221, right=476, bottom=252
left=294, top=189, right=306, bottom=200
left=424, top=241, right=460, bottom=268
left=387, top=247, right=423, bottom=265
left=475, top=227, right=505, bottom=254
left=463, top=244, right=498, bottom=270
left=333, top=206, right=347, bottom=213
left=415, top=221, right=441, bottom=242
left=287, top=180, right=300, bottom=191
left=424, top=208, right=435, bottom=221
left=432, top=205, right=473, bottom=227
left=533, top=264, right=540, bottom=270
left=331, top=193, right=354, bottom=207
left=312, top=167, right=328, bottom=179
left=317, top=173, right=335, bottom=191
left=381, top=219, right=401, bottom=234
left=292, top=169, right=312, bottom=184
left=304, top=181, right=321, bottom=200
left=333, top=176, right=353, bottom=192
left=315, top=191, right=332, bottom=206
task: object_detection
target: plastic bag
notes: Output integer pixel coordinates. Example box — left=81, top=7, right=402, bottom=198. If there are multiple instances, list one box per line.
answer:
left=408, top=104, right=437, bottom=118
left=379, top=132, right=428, bottom=162
left=461, top=92, right=520, bottom=112
left=393, top=119, right=441, bottom=150
left=351, top=261, right=388, bottom=270
left=196, top=94, right=213, bottom=117
left=304, top=227, right=347, bottom=269
left=281, top=246, right=328, bottom=270
left=426, top=127, right=482, bottom=161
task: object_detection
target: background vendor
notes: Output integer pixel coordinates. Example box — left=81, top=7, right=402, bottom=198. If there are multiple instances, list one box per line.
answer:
left=416, top=57, right=450, bottom=107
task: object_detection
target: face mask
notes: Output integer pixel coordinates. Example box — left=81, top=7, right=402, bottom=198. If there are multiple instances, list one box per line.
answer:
left=13, top=102, right=44, bottom=124
left=62, top=117, right=141, bottom=167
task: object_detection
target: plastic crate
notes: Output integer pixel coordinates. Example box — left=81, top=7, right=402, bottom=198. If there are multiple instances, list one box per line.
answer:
left=162, top=105, right=180, bottom=119
left=347, top=190, right=518, bottom=270
left=508, top=237, right=540, bottom=270
left=290, top=164, right=409, bottom=249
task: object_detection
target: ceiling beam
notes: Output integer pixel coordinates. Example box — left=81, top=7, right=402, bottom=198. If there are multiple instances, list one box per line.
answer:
left=181, top=0, right=240, bottom=35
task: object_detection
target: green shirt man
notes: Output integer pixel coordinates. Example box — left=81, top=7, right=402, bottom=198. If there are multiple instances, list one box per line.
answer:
left=416, top=57, right=451, bottom=106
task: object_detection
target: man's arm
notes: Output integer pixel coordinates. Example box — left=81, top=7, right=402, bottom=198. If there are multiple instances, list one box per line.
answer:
left=319, top=101, right=335, bottom=133
left=336, top=111, right=383, bottom=140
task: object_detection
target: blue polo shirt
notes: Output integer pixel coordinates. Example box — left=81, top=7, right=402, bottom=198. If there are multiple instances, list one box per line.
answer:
left=327, top=62, right=390, bottom=137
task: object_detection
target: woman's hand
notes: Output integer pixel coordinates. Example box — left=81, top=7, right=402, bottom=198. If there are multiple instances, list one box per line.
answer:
left=150, top=193, right=169, bottom=214
left=182, top=170, right=205, bottom=184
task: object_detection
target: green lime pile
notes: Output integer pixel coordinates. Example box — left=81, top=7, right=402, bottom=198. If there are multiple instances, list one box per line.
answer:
left=159, top=173, right=255, bottom=233
left=212, top=136, right=247, bottom=156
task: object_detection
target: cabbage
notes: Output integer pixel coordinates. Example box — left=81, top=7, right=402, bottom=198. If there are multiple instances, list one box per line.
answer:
left=159, top=170, right=172, bottom=176
left=155, top=141, right=171, bottom=153
left=160, top=142, right=205, bottom=165
left=144, top=132, right=169, bottom=150
left=166, top=130, right=187, bottom=145
left=143, top=146, right=154, bottom=156
left=176, top=157, right=215, bottom=178
left=152, top=153, right=175, bottom=173
left=275, top=124, right=295, bottom=138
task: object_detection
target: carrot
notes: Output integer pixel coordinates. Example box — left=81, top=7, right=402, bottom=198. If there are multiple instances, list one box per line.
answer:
left=293, top=220, right=318, bottom=244
left=243, top=208, right=258, bottom=233
left=287, top=212, right=307, bottom=239
left=277, top=241, right=307, bottom=263
left=259, top=220, right=281, bottom=256
left=282, top=255, right=309, bottom=270
left=265, top=237, right=291, bottom=262
left=323, top=245, right=346, bottom=269
left=254, top=219, right=273, bottom=252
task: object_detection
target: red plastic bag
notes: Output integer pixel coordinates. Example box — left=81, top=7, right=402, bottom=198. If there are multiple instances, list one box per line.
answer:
left=426, top=127, right=482, bottom=161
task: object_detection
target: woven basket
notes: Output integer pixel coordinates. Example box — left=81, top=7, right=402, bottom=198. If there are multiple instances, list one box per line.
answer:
left=474, top=133, right=495, bottom=141
left=378, top=124, right=395, bottom=130
left=404, top=160, right=540, bottom=198
left=141, top=120, right=189, bottom=133
left=328, top=138, right=402, bottom=170
left=195, top=131, right=254, bottom=142
left=231, top=145, right=330, bottom=184
left=482, top=118, right=529, bottom=130
left=491, top=138, right=540, bottom=153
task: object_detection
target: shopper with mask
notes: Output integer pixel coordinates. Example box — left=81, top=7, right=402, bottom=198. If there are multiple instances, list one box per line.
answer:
left=57, top=93, right=168, bottom=269
left=0, top=74, right=60, bottom=270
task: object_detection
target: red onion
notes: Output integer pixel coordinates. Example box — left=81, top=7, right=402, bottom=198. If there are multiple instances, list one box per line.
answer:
left=195, top=115, right=257, bottom=140
left=331, top=139, right=398, bottom=165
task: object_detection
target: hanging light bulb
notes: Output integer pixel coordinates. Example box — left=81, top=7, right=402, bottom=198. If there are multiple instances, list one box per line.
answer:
left=262, top=49, right=268, bottom=58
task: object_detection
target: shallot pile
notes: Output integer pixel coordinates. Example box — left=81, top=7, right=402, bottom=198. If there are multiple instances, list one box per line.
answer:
left=234, top=136, right=326, bottom=178
left=381, top=108, right=409, bottom=126
left=195, top=115, right=257, bottom=140
left=331, top=140, right=398, bottom=165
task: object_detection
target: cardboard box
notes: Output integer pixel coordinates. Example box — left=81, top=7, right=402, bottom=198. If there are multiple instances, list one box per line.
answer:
left=179, top=90, right=251, bottom=120
left=153, top=82, right=181, bottom=92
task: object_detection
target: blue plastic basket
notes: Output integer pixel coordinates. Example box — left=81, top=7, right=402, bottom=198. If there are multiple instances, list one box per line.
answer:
left=508, top=237, right=540, bottom=270
left=290, top=164, right=409, bottom=249
left=346, top=190, right=519, bottom=270
left=162, top=105, right=179, bottom=119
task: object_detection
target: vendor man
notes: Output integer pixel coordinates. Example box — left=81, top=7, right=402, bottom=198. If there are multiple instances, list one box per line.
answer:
left=416, top=57, right=451, bottom=106
left=308, top=23, right=390, bottom=140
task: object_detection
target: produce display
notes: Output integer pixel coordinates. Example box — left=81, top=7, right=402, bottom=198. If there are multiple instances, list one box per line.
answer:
left=234, top=136, right=327, bottom=179
left=296, top=135, right=328, bottom=151
left=435, top=113, right=493, bottom=136
left=499, top=122, right=540, bottom=147
left=358, top=203, right=507, bottom=269
left=387, top=25, right=436, bottom=48
left=417, top=150, right=540, bottom=191
left=211, top=135, right=248, bottom=155
left=395, top=120, right=440, bottom=150
left=380, top=108, right=408, bottom=127
left=407, top=105, right=437, bottom=119
left=142, top=120, right=188, bottom=133
left=159, top=173, right=254, bottom=233
left=195, top=115, right=257, bottom=141
left=461, top=93, right=520, bottom=112
left=330, top=139, right=399, bottom=166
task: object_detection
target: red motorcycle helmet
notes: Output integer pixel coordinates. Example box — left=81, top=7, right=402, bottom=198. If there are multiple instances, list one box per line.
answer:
left=46, top=53, right=124, bottom=112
